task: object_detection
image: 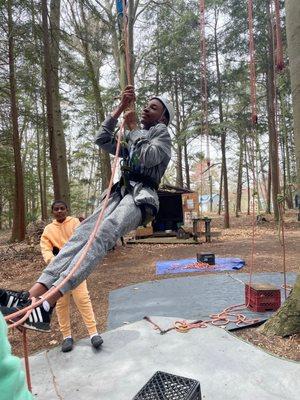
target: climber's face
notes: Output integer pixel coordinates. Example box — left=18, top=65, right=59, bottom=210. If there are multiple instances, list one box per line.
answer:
left=141, top=99, right=167, bottom=129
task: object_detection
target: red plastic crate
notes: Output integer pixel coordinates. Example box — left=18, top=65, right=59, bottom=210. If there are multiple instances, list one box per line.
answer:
left=245, top=283, right=281, bottom=312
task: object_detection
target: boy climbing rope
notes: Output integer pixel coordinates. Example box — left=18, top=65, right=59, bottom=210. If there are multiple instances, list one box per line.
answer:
left=40, top=200, right=103, bottom=352
left=0, top=86, right=174, bottom=332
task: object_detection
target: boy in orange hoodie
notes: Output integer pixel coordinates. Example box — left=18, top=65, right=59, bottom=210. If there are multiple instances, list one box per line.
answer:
left=40, top=200, right=103, bottom=352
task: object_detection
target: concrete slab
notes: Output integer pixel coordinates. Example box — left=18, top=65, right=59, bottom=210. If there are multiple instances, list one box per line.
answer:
left=29, top=317, right=300, bottom=400
left=108, top=273, right=297, bottom=330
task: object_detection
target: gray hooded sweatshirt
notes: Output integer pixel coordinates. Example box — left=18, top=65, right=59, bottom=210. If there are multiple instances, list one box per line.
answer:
left=95, top=115, right=172, bottom=213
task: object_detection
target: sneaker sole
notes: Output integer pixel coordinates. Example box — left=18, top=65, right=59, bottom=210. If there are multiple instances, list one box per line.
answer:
left=22, top=321, right=51, bottom=333
left=1, top=305, right=51, bottom=333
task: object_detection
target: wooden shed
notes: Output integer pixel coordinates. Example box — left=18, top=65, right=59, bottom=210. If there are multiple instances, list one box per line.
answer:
left=153, top=184, right=199, bottom=234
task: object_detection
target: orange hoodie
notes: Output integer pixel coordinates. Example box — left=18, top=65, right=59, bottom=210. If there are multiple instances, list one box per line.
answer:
left=40, top=216, right=80, bottom=264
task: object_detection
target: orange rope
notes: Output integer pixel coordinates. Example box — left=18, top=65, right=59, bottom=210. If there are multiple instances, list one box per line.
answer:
left=247, top=0, right=258, bottom=125
left=246, top=0, right=259, bottom=306
left=21, top=328, right=32, bottom=392
left=271, top=1, right=288, bottom=300
left=5, top=2, right=133, bottom=328
left=199, top=0, right=210, bottom=168
left=145, top=304, right=261, bottom=335
left=5, top=121, right=125, bottom=327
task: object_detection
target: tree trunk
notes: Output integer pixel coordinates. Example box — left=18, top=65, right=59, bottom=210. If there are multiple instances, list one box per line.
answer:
left=41, top=0, right=61, bottom=203
left=260, top=274, right=300, bottom=336
left=174, top=76, right=183, bottom=187
left=49, top=0, right=70, bottom=206
left=41, top=92, right=48, bottom=219
left=214, top=9, right=229, bottom=228
left=279, top=89, right=293, bottom=208
left=31, top=0, right=47, bottom=220
left=257, top=137, right=268, bottom=205
left=0, top=193, right=3, bottom=230
left=286, top=0, right=300, bottom=219
left=235, top=133, right=243, bottom=217
left=262, top=0, right=300, bottom=334
left=183, top=139, right=190, bottom=190
left=128, top=0, right=135, bottom=86
left=266, top=158, right=272, bottom=214
left=218, top=162, right=223, bottom=215
left=266, top=0, right=280, bottom=221
left=78, top=3, right=111, bottom=192
left=7, top=0, right=26, bottom=241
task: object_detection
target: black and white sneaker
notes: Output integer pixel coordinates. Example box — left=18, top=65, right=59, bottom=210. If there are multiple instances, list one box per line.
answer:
left=1, top=302, right=53, bottom=333
left=0, top=289, right=30, bottom=308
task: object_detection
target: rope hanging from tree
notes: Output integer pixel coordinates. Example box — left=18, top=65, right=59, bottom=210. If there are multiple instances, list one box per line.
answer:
left=198, top=0, right=212, bottom=214
left=247, top=0, right=258, bottom=125
left=199, top=0, right=210, bottom=168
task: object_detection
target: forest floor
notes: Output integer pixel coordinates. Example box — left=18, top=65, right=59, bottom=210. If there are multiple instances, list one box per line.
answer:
left=1, top=212, right=299, bottom=361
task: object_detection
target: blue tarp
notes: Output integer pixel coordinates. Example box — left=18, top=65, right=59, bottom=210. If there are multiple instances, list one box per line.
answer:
left=156, top=257, right=245, bottom=275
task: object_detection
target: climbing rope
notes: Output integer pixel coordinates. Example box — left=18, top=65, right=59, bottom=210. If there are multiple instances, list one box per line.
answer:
left=271, top=0, right=288, bottom=300
left=247, top=0, right=258, bottom=125
left=5, top=1, right=133, bottom=391
left=5, top=0, right=132, bottom=328
left=5, top=122, right=125, bottom=326
left=144, top=305, right=261, bottom=335
left=122, top=0, right=132, bottom=86
left=199, top=0, right=211, bottom=215
left=277, top=195, right=287, bottom=300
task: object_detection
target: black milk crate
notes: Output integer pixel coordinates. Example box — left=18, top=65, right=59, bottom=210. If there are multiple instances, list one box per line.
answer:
left=197, top=253, right=215, bottom=265
left=132, top=371, right=201, bottom=400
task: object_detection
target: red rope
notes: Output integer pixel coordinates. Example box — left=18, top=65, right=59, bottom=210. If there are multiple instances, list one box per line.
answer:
left=21, top=328, right=32, bottom=392
left=199, top=0, right=210, bottom=167
left=5, top=2, right=133, bottom=328
left=5, top=121, right=125, bottom=326
left=145, top=304, right=261, bottom=334
left=271, top=2, right=287, bottom=299
left=247, top=0, right=258, bottom=125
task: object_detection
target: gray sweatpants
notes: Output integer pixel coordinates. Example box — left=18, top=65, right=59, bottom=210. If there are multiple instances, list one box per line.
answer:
left=38, top=192, right=142, bottom=294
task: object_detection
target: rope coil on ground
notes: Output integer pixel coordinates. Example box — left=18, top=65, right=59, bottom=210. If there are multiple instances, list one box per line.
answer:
left=144, top=304, right=261, bottom=335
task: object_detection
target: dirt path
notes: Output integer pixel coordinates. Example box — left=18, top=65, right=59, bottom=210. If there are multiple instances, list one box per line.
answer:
left=1, top=213, right=299, bottom=360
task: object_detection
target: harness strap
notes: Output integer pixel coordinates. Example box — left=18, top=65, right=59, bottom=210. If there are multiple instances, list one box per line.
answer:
left=120, top=165, right=159, bottom=191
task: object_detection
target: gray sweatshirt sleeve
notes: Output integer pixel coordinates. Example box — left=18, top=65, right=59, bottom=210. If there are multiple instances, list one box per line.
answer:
left=94, top=115, right=129, bottom=157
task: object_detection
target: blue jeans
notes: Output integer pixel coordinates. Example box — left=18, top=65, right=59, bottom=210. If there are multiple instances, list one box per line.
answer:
left=38, top=193, right=142, bottom=294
